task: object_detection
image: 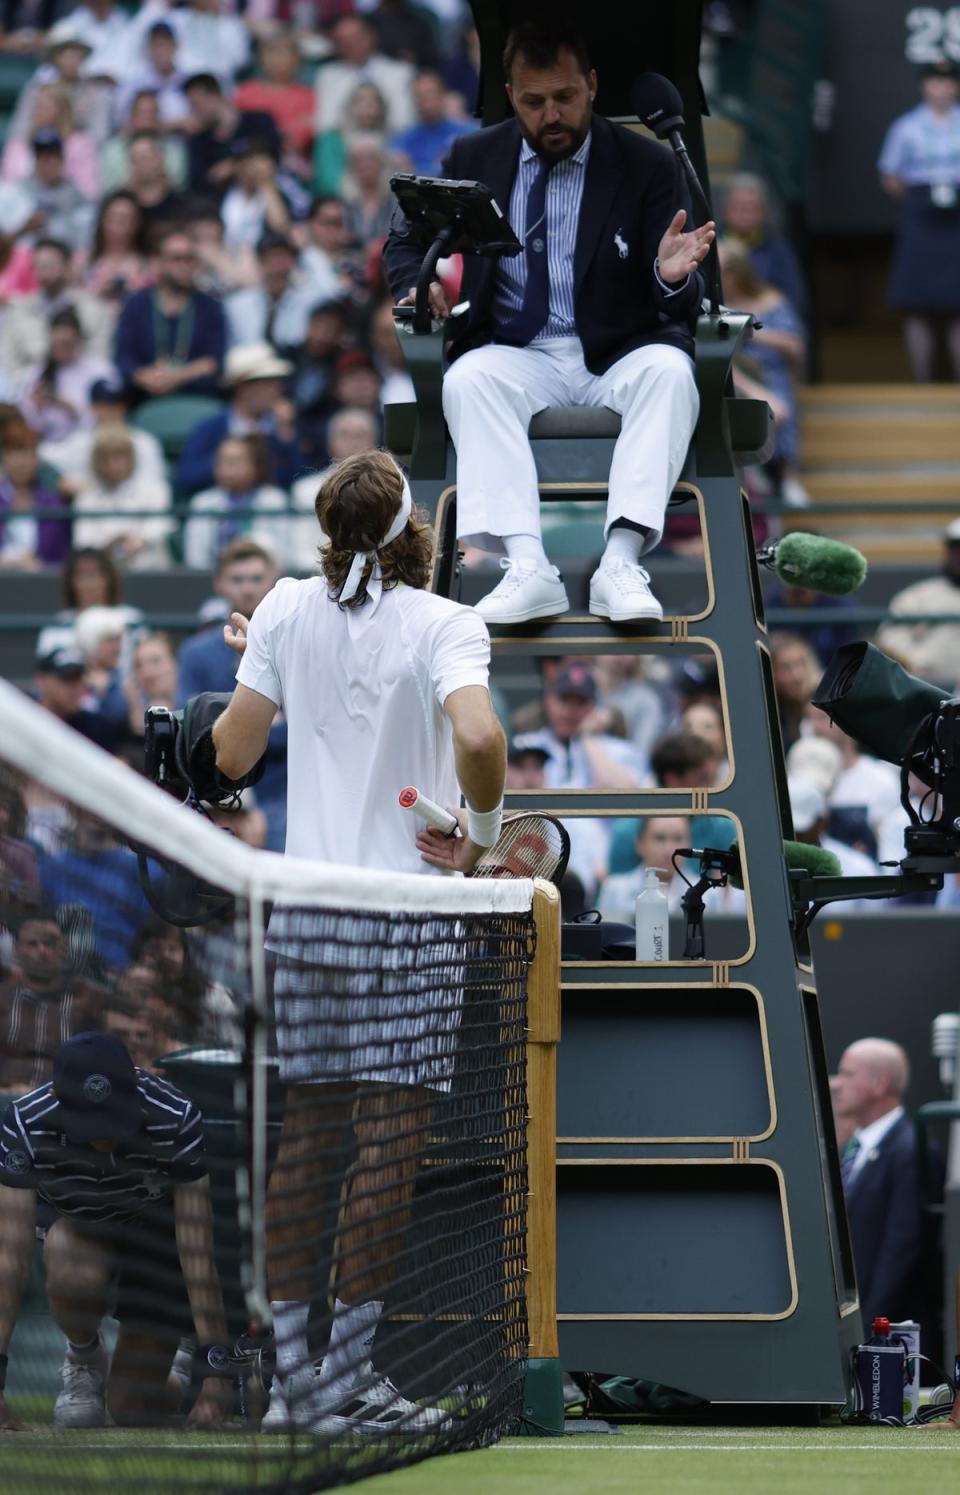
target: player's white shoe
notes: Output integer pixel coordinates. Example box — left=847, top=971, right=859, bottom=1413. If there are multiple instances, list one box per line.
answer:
left=53, top=1335, right=108, bottom=1428
left=321, top=1362, right=453, bottom=1437
left=589, top=558, right=663, bottom=622
left=260, top=1362, right=452, bottom=1437
left=474, top=560, right=570, bottom=625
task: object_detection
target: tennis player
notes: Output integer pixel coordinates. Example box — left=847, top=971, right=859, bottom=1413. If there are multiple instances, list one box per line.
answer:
left=212, top=448, right=506, bottom=1434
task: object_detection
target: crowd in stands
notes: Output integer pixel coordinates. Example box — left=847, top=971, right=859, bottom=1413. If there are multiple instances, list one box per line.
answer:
left=0, top=0, right=956, bottom=1094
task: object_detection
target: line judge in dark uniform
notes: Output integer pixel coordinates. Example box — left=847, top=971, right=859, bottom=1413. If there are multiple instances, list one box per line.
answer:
left=383, top=19, right=714, bottom=628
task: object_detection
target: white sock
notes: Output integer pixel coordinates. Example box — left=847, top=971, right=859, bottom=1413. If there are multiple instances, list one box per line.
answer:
left=66, top=1333, right=101, bottom=1364
left=603, top=526, right=645, bottom=565
left=503, top=533, right=549, bottom=569
left=271, top=1299, right=310, bottom=1380
left=317, top=1298, right=383, bottom=1389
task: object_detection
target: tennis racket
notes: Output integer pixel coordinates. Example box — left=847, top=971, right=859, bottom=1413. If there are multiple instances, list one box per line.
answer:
left=399, top=786, right=570, bottom=885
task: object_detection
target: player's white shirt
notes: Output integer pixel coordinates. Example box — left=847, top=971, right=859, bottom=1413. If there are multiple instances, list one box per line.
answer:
left=236, top=576, right=490, bottom=874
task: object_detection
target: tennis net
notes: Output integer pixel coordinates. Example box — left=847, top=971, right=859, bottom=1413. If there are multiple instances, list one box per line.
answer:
left=0, top=678, right=544, bottom=1493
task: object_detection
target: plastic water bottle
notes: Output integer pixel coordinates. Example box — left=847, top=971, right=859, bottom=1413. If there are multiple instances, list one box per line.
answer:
left=635, top=866, right=668, bottom=961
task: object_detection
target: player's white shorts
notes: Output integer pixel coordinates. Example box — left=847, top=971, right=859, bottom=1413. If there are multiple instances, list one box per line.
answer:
left=269, top=912, right=464, bottom=1091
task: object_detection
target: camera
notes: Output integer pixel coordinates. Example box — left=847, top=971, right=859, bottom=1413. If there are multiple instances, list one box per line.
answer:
left=144, top=706, right=186, bottom=794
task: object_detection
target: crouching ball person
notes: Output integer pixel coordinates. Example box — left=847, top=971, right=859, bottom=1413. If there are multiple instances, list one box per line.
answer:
left=212, top=447, right=506, bottom=1433
left=0, top=1033, right=231, bottom=1431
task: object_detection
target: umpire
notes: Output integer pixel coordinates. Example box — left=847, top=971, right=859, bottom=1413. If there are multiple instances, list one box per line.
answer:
left=0, top=1033, right=231, bottom=1430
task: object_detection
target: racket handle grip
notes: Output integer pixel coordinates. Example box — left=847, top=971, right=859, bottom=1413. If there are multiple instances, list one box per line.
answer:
left=398, top=786, right=459, bottom=836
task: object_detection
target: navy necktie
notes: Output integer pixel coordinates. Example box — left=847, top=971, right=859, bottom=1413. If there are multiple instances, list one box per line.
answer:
left=500, top=156, right=553, bottom=345
left=840, top=1134, right=861, bottom=1190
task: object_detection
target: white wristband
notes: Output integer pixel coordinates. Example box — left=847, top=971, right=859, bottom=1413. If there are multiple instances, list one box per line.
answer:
left=466, top=801, right=503, bottom=848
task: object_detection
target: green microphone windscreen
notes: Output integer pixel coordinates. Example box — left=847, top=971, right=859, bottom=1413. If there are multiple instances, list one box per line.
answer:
left=774, top=533, right=868, bottom=596
left=728, top=839, right=842, bottom=888
left=783, top=839, right=843, bottom=878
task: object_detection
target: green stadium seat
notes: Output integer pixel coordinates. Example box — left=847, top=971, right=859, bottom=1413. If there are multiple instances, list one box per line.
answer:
left=132, top=395, right=226, bottom=464
left=0, top=55, right=36, bottom=112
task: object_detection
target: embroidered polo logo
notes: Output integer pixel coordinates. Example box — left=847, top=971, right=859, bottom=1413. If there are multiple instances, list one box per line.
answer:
left=83, top=1074, right=112, bottom=1103
left=4, top=1150, right=29, bottom=1174
left=614, top=229, right=629, bottom=259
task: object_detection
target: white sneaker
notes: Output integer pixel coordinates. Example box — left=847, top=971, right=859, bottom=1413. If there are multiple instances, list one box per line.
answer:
left=780, top=476, right=811, bottom=509
left=589, top=558, right=663, bottom=622
left=260, top=1367, right=333, bottom=1432
left=474, top=559, right=569, bottom=625
left=321, top=1362, right=453, bottom=1437
left=54, top=1335, right=108, bottom=1429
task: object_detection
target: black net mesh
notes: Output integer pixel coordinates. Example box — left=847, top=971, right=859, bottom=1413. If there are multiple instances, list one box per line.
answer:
left=0, top=762, right=534, bottom=1492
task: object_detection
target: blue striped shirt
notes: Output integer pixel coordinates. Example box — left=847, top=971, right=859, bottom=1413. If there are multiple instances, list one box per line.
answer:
left=495, top=133, right=592, bottom=340
left=0, top=1071, right=207, bottom=1222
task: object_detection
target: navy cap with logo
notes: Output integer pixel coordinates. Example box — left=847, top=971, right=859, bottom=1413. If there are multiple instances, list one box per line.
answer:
left=53, top=1032, right=143, bottom=1144
left=90, top=377, right=127, bottom=405
left=35, top=645, right=85, bottom=678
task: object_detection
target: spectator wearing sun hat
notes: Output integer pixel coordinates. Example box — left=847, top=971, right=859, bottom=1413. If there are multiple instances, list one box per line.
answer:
left=176, top=341, right=305, bottom=496
left=876, top=517, right=960, bottom=688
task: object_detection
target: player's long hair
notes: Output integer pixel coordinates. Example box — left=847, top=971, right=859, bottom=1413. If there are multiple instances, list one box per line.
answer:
left=315, top=449, right=434, bottom=607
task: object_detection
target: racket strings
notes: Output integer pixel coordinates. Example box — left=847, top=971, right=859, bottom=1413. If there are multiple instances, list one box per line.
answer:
left=472, top=814, right=568, bottom=884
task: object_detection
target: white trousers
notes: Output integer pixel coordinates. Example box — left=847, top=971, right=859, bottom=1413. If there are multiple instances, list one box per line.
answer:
left=441, top=336, right=699, bottom=552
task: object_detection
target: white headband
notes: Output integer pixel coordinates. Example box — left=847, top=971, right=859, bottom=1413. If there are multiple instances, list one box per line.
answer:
left=338, top=474, right=413, bottom=612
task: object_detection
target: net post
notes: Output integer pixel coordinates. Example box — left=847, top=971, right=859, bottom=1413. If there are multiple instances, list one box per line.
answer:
left=522, top=878, right=563, bottom=1434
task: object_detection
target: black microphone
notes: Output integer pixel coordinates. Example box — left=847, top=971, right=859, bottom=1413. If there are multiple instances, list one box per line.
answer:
left=631, top=72, right=685, bottom=141
left=631, top=72, right=720, bottom=314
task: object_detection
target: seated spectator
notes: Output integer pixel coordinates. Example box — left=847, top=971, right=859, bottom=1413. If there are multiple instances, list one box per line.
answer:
left=370, top=0, right=441, bottom=68
left=82, top=192, right=154, bottom=307
left=0, top=911, right=96, bottom=1093
left=71, top=427, right=173, bottom=567
left=720, top=238, right=808, bottom=507
left=788, top=777, right=880, bottom=895
left=290, top=299, right=351, bottom=459
left=101, top=93, right=188, bottom=198
left=37, top=546, right=144, bottom=664
left=876, top=518, right=960, bottom=688
left=10, top=23, right=112, bottom=148
left=226, top=230, right=317, bottom=355
left=20, top=129, right=95, bottom=253
left=234, top=34, right=315, bottom=169
left=0, top=420, right=70, bottom=571
left=187, top=198, right=260, bottom=296
left=177, top=340, right=302, bottom=495
left=220, top=141, right=295, bottom=253
left=313, top=78, right=388, bottom=197
left=0, top=236, right=113, bottom=373
left=315, top=14, right=415, bottom=135
left=804, top=705, right=902, bottom=858
left=390, top=69, right=474, bottom=176
left=680, top=699, right=726, bottom=761
left=18, top=308, right=115, bottom=444
left=182, top=71, right=279, bottom=196
left=113, top=22, right=190, bottom=129
left=721, top=172, right=807, bottom=316
left=369, top=296, right=415, bottom=406
left=513, top=663, right=646, bottom=790
left=2, top=83, right=99, bottom=200
left=40, top=811, right=150, bottom=975
left=342, top=132, right=396, bottom=244
left=114, top=226, right=227, bottom=400
left=32, top=644, right=123, bottom=752
left=73, top=604, right=130, bottom=730
left=442, top=20, right=481, bottom=116
left=651, top=729, right=721, bottom=790
left=161, top=0, right=251, bottom=83
left=505, top=738, right=607, bottom=899
left=329, top=348, right=383, bottom=428
left=176, top=536, right=278, bottom=702
left=121, top=129, right=187, bottom=232
left=0, top=226, right=38, bottom=303
left=289, top=405, right=380, bottom=552
left=123, top=631, right=178, bottom=736
left=0, top=778, right=40, bottom=897
left=184, top=434, right=291, bottom=571
left=42, top=375, right=166, bottom=497
left=134, top=915, right=241, bottom=1048
left=62, top=0, right=134, bottom=81
left=596, top=816, right=697, bottom=922
left=770, top=631, right=821, bottom=754
left=592, top=655, right=667, bottom=765
left=300, top=195, right=356, bottom=304
left=99, top=992, right=158, bottom=1072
